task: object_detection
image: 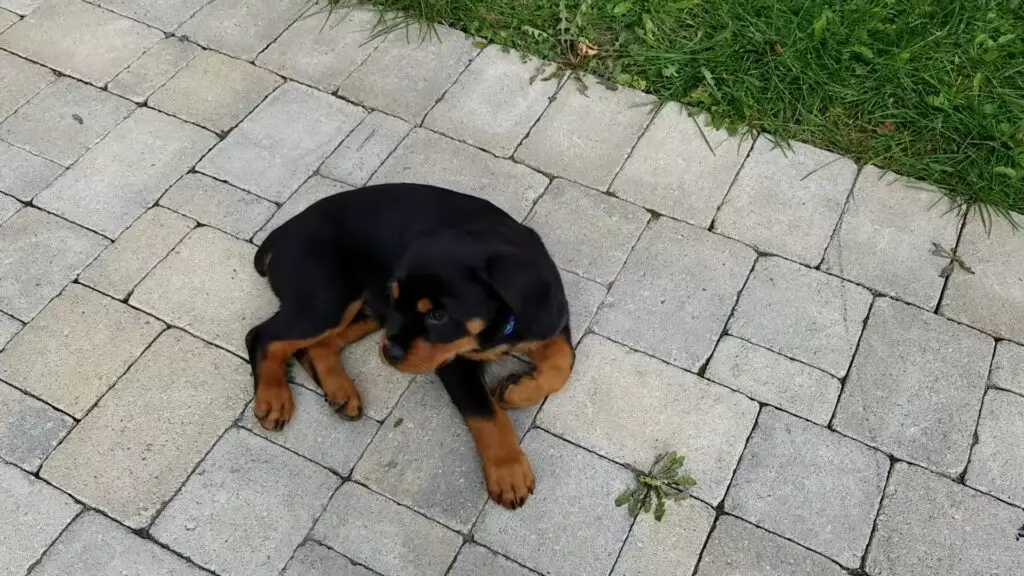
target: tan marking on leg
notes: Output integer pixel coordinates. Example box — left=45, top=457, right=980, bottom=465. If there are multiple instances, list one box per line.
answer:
left=306, top=339, right=363, bottom=420
left=497, top=332, right=574, bottom=409
left=466, top=401, right=534, bottom=509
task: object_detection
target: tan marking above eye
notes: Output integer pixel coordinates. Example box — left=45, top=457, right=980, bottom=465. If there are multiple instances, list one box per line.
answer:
left=416, top=298, right=433, bottom=313
left=389, top=281, right=399, bottom=299
left=465, top=318, right=486, bottom=335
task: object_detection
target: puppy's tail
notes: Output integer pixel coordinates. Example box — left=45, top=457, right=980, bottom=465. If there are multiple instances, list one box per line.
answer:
left=253, top=227, right=280, bottom=277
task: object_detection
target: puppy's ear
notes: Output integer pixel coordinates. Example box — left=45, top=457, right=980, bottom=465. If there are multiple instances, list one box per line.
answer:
left=485, top=252, right=565, bottom=338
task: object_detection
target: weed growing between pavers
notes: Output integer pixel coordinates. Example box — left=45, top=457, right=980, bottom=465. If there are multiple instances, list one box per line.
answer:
left=615, top=451, right=697, bottom=521
left=930, top=241, right=975, bottom=278
left=320, top=0, right=1024, bottom=222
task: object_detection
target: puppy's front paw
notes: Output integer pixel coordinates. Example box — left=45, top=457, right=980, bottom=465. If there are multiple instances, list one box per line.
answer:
left=324, top=384, right=363, bottom=421
left=482, top=448, right=535, bottom=509
left=253, top=385, right=294, bottom=431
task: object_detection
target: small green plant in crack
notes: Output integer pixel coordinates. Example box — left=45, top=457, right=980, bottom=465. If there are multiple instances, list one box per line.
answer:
left=930, top=242, right=974, bottom=278
left=615, top=451, right=696, bottom=521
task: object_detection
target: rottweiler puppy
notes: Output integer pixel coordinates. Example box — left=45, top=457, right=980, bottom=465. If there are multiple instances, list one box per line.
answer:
left=246, top=182, right=574, bottom=509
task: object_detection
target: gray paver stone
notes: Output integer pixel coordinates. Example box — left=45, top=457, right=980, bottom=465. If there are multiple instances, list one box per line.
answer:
left=319, top=111, right=412, bottom=187
left=0, top=9, right=17, bottom=33
left=370, top=128, right=549, bottom=221
left=78, top=206, right=196, bottom=300
left=990, top=340, right=1024, bottom=396
left=160, top=172, right=276, bottom=239
left=0, top=191, right=17, bottom=223
left=40, top=329, right=251, bottom=528
left=728, top=256, right=872, bottom=378
left=34, top=107, right=217, bottom=238
left=0, top=76, right=135, bottom=166
left=525, top=179, right=649, bottom=284
left=613, top=106, right=753, bottom=227
left=515, top=77, right=656, bottom=190
left=706, top=335, right=840, bottom=425
left=965, top=390, right=1024, bottom=507
left=95, top=0, right=210, bottom=31
left=425, top=46, right=560, bottom=157
left=714, top=137, right=858, bottom=265
left=450, top=544, right=537, bottom=576
left=695, top=515, right=847, bottom=576
left=0, top=461, right=81, bottom=576
left=560, top=268, right=605, bottom=344
left=178, top=0, right=308, bottom=60
left=312, top=482, right=462, bottom=576
left=0, top=380, right=73, bottom=472
left=611, top=498, right=715, bottom=576
left=0, top=0, right=38, bottom=15
left=0, top=0, right=162, bottom=86
left=108, top=37, right=202, bottom=103
left=866, top=462, right=1024, bottom=576
left=0, top=207, right=107, bottom=321
left=593, top=217, right=756, bottom=371
left=152, top=428, right=340, bottom=576
left=833, top=298, right=993, bottom=475
left=0, top=139, right=62, bottom=200
left=0, top=49, right=54, bottom=121
left=150, top=51, right=281, bottom=133
left=31, top=511, right=211, bottom=576
left=474, top=429, right=635, bottom=576
left=0, top=311, right=19, bottom=349
left=240, top=384, right=378, bottom=476
left=199, top=82, right=365, bottom=202
left=725, top=407, right=889, bottom=567
left=130, top=227, right=278, bottom=356
left=822, top=165, right=962, bottom=308
left=339, top=24, right=478, bottom=123
left=538, top=334, right=757, bottom=504
left=940, top=212, right=1024, bottom=343
left=254, top=175, right=350, bottom=245
left=256, top=8, right=382, bottom=93
left=282, top=541, right=379, bottom=576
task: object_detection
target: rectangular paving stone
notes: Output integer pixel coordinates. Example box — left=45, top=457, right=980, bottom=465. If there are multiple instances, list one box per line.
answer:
left=108, top=37, right=202, bottom=103
left=32, top=511, right=211, bottom=576
left=725, top=407, right=889, bottom=568
left=370, top=128, right=549, bottom=221
left=706, top=335, right=841, bottom=425
left=160, top=172, right=276, bottom=239
left=611, top=498, right=714, bottom=576
left=353, top=373, right=537, bottom=532
left=319, top=111, right=412, bottom=187
left=40, top=329, right=251, bottom=528
left=0, top=8, right=16, bottom=33
left=282, top=541, right=378, bottom=576
left=131, top=227, right=278, bottom=356
left=0, top=380, right=73, bottom=472
left=0, top=77, right=134, bottom=166
left=199, top=82, right=365, bottom=202
left=965, top=390, right=1024, bottom=507
left=34, top=108, right=217, bottom=238
left=695, top=515, right=848, bottom=576
left=0, top=207, right=107, bottom=321
left=728, top=256, right=872, bottom=378
left=240, top=384, right=379, bottom=476
left=593, top=217, right=756, bottom=371
left=338, top=24, right=478, bottom=123
left=425, top=46, right=559, bottom=157
left=0, top=139, right=62, bottom=200
left=538, top=334, right=757, bottom=505
left=150, top=51, right=282, bottom=133
left=0, top=190, right=16, bottom=223
left=79, top=206, right=195, bottom=300
left=0, top=0, right=38, bottom=15
left=0, top=283, right=163, bottom=417
left=990, top=340, right=1024, bottom=396
left=560, top=268, right=605, bottom=345
left=0, top=461, right=81, bottom=576
left=450, top=544, right=537, bottom=576
left=474, top=429, right=635, bottom=576
left=822, top=165, right=962, bottom=309
left=833, top=298, right=992, bottom=475
left=714, top=137, right=858, bottom=265
left=613, top=106, right=753, bottom=228
left=515, top=77, right=656, bottom=190
left=0, top=49, right=55, bottom=121
left=0, top=0, right=162, bottom=86
left=178, top=0, right=309, bottom=60
left=312, top=482, right=463, bottom=576
left=256, top=8, right=382, bottom=93
left=254, top=175, right=350, bottom=245
left=95, top=0, right=210, bottom=31
left=940, top=212, right=1024, bottom=343
left=0, top=310, right=19, bottom=349
left=525, top=179, right=649, bottom=285
left=866, top=462, right=1024, bottom=576
left=152, top=428, right=341, bottom=576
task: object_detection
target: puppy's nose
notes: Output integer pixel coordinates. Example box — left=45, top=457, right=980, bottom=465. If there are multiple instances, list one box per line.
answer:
left=383, top=341, right=405, bottom=365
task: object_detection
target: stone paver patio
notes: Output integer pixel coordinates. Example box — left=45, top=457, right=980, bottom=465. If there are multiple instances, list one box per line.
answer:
left=1, top=1, right=1023, bottom=575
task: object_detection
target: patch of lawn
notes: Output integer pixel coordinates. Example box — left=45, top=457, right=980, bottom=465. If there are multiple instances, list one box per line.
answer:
left=321, top=0, right=1024, bottom=220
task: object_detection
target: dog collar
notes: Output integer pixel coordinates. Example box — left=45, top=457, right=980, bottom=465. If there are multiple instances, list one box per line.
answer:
left=502, top=316, right=516, bottom=335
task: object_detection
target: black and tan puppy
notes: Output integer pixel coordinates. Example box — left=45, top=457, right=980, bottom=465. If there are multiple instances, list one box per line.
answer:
left=246, top=183, right=574, bottom=509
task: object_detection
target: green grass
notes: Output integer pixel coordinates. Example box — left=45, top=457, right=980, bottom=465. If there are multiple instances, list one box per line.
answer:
left=320, top=0, right=1024, bottom=221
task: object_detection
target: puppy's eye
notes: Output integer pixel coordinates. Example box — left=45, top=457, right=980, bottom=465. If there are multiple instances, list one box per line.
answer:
left=425, top=310, right=448, bottom=324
